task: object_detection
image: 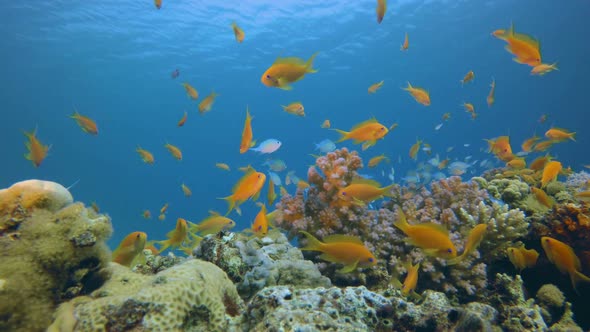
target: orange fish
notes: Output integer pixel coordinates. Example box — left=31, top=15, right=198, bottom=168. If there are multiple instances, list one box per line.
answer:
left=181, top=183, right=192, bottom=197
left=507, top=245, right=539, bottom=271
left=403, top=82, right=430, bottom=106
left=399, top=262, right=420, bottom=296
left=491, top=29, right=507, bottom=40
left=198, top=91, right=219, bottom=114
left=158, top=218, right=189, bottom=252
left=530, top=154, right=551, bottom=171
left=503, top=24, right=542, bottom=67
left=368, top=154, right=388, bottom=168
left=333, top=118, right=389, bottom=151
left=448, top=224, right=487, bottom=265
left=177, top=111, right=188, bottom=127
left=394, top=208, right=457, bottom=259
left=541, top=160, right=562, bottom=188
left=299, top=231, right=377, bottom=273
left=368, top=81, right=384, bottom=94
left=160, top=203, right=169, bottom=215
left=532, top=140, right=555, bottom=152
left=438, top=158, right=449, bottom=170
left=506, top=158, right=526, bottom=169
left=531, top=63, right=557, bottom=76
left=487, top=78, right=496, bottom=108
left=460, top=70, right=474, bottom=85
left=485, top=136, right=514, bottom=162
left=541, top=237, right=590, bottom=292
left=91, top=202, right=100, bottom=213
left=136, top=146, right=154, bottom=165
left=70, top=110, right=98, bottom=135
left=112, top=231, right=147, bottom=267
left=409, top=139, right=422, bottom=160
left=261, top=53, right=318, bottom=90
left=216, top=163, right=230, bottom=171
left=240, top=107, right=254, bottom=154
left=531, top=187, right=553, bottom=208
left=545, top=128, right=576, bottom=142
left=337, top=179, right=394, bottom=205
left=142, top=210, right=151, bottom=219
left=321, top=119, right=331, bottom=128
left=575, top=191, right=590, bottom=202
left=182, top=83, right=198, bottom=99
left=376, top=0, right=387, bottom=24
left=190, top=211, right=236, bottom=236
left=251, top=203, right=270, bottom=237
left=23, top=128, right=50, bottom=168
left=218, top=166, right=266, bottom=215
left=164, top=143, right=182, bottom=161
left=282, top=102, right=305, bottom=116
left=154, top=0, right=162, bottom=9
left=401, top=32, right=409, bottom=51
left=521, top=135, right=541, bottom=153
left=462, top=102, right=475, bottom=113
left=158, top=214, right=166, bottom=221
left=231, top=22, right=245, bottom=43
left=442, top=113, right=451, bottom=121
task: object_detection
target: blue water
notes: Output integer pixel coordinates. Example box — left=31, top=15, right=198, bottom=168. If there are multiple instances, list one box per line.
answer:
left=1, top=0, right=589, bottom=248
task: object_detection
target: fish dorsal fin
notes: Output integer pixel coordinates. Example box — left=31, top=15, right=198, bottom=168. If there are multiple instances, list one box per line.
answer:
left=232, top=168, right=257, bottom=193
left=323, top=234, right=364, bottom=244
left=274, top=56, right=306, bottom=66
left=351, top=118, right=379, bottom=131
left=418, top=222, right=449, bottom=235
left=350, top=178, right=382, bottom=187
left=208, top=210, right=220, bottom=216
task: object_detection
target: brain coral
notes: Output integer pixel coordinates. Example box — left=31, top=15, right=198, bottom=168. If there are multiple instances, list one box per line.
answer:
left=71, top=259, right=244, bottom=332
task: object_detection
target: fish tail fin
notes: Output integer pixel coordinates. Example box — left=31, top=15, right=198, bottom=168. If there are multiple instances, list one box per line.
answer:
left=569, top=132, right=576, bottom=142
left=446, top=254, right=464, bottom=266
left=156, top=240, right=170, bottom=253
left=381, top=184, right=396, bottom=197
left=332, top=129, right=349, bottom=143
left=393, top=207, right=409, bottom=233
left=306, top=52, right=319, bottom=73
left=572, top=270, right=590, bottom=293
left=298, top=231, right=323, bottom=251
left=218, top=195, right=236, bottom=215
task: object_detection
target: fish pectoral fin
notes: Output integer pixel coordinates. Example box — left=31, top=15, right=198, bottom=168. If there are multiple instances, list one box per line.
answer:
left=390, top=277, right=402, bottom=289
left=362, top=140, right=377, bottom=151
left=422, top=248, right=441, bottom=257
left=337, top=260, right=359, bottom=273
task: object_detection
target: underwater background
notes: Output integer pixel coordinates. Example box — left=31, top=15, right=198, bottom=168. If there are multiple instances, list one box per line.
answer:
left=2, top=0, right=590, bottom=330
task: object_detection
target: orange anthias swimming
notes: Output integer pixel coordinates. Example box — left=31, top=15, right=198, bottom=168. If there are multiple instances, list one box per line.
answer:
left=198, top=91, right=219, bottom=114
left=541, top=237, right=590, bottom=292
left=190, top=211, right=236, bottom=236
left=333, top=118, right=389, bottom=151
left=498, top=24, right=542, bottom=67
left=158, top=218, right=189, bottom=252
left=136, top=146, right=154, bottom=165
left=487, top=78, right=496, bottom=108
left=299, top=231, right=377, bottom=273
left=261, top=53, right=318, bottom=90
left=400, top=32, right=409, bottom=51
left=240, top=107, right=254, bottom=154
left=403, top=82, right=431, bottom=106
left=251, top=203, right=270, bottom=237
left=231, top=22, right=245, bottom=43
left=219, top=166, right=266, bottom=215
left=23, top=128, right=50, bottom=168
left=541, top=160, right=562, bottom=188
left=70, top=110, right=98, bottom=135
left=182, top=83, right=198, bottom=99
left=164, top=143, right=182, bottom=161
left=368, top=81, right=384, bottom=94
left=393, top=208, right=457, bottom=259
left=485, top=136, right=514, bottom=162
left=337, top=179, right=394, bottom=205
left=112, top=231, right=147, bottom=267
left=448, top=224, right=487, bottom=265
left=376, top=0, right=387, bottom=24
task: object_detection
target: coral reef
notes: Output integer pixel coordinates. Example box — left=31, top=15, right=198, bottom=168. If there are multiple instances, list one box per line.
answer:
left=68, top=259, right=244, bottom=332
left=0, top=180, right=112, bottom=332
left=277, top=154, right=529, bottom=299
left=133, top=249, right=185, bottom=275
left=194, top=231, right=331, bottom=298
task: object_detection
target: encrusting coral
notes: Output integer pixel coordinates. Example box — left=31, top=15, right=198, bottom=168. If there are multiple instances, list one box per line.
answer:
left=275, top=149, right=529, bottom=299
left=0, top=180, right=112, bottom=332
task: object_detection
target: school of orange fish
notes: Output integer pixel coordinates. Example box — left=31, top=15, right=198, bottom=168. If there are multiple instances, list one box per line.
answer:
left=19, top=0, right=590, bottom=293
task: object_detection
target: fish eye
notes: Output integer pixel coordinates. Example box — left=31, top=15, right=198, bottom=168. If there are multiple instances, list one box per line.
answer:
left=266, top=75, right=271, bottom=79
left=257, top=175, right=261, bottom=178
left=257, top=225, right=262, bottom=231
left=341, top=192, right=346, bottom=196
left=447, top=248, right=453, bottom=253
left=368, top=258, right=374, bottom=262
